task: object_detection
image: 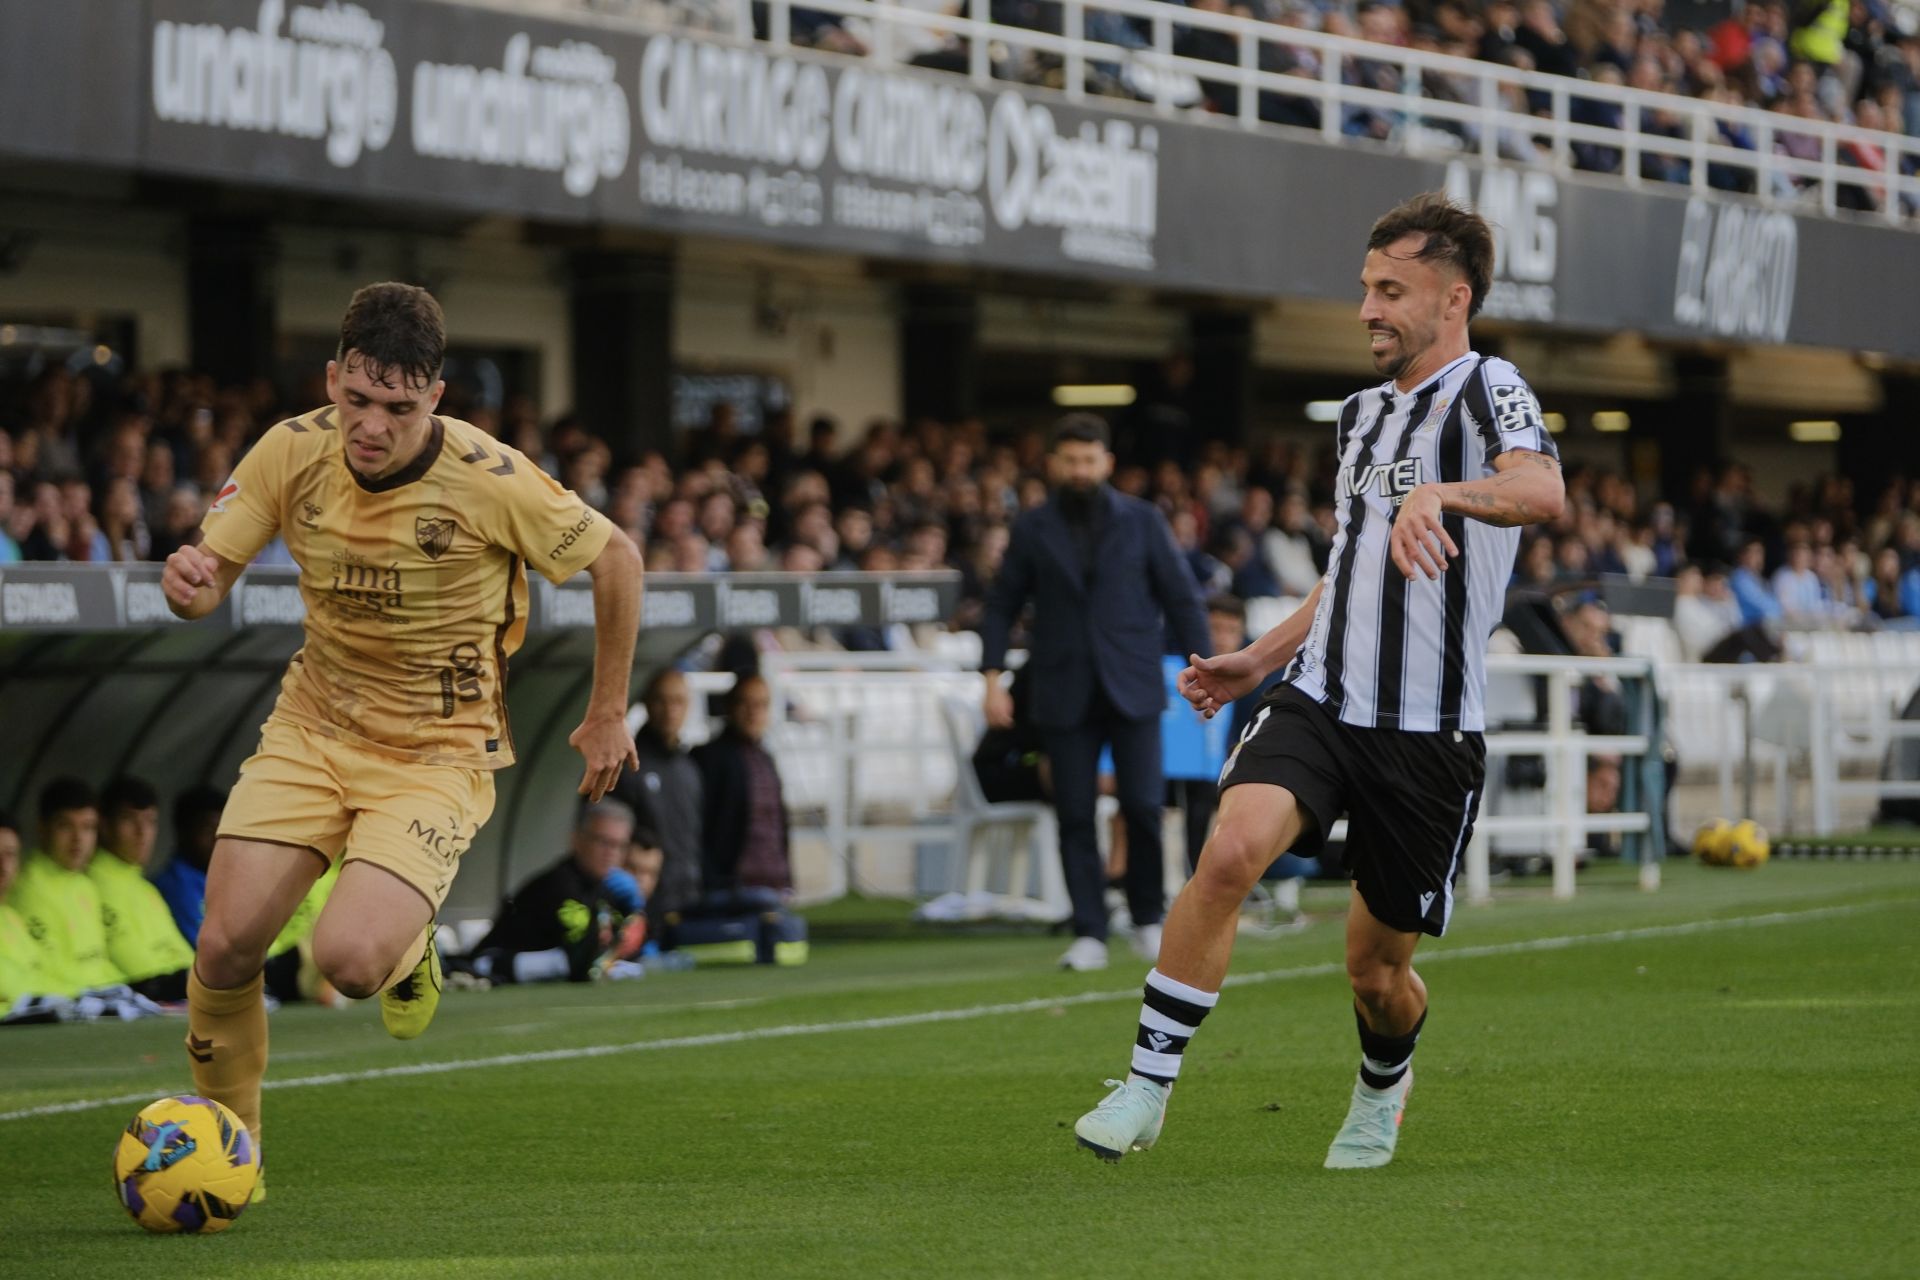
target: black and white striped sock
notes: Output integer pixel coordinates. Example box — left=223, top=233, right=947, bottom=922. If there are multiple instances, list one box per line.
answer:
left=1356, top=1006, right=1426, bottom=1092
left=1130, top=969, right=1218, bottom=1086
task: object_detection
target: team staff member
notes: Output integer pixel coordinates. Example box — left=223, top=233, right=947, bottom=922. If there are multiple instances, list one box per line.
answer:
left=90, top=775, right=195, bottom=1001
left=10, top=778, right=121, bottom=995
left=980, top=415, right=1210, bottom=972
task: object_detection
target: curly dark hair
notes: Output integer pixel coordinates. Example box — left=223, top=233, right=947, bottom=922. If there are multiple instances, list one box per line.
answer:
left=337, top=282, right=446, bottom=389
left=1367, top=192, right=1495, bottom=321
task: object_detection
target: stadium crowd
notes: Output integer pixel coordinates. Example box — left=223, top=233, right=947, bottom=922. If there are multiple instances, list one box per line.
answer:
left=3, top=360, right=1920, bottom=661
left=714, top=0, right=1920, bottom=213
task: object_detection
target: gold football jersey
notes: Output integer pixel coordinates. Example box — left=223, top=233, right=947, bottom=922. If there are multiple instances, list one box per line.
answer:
left=200, top=406, right=613, bottom=768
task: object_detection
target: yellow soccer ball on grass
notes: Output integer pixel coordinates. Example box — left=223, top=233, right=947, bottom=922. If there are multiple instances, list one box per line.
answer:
left=1725, top=820, right=1771, bottom=869
left=1692, top=819, right=1734, bottom=866
left=112, top=1095, right=259, bottom=1234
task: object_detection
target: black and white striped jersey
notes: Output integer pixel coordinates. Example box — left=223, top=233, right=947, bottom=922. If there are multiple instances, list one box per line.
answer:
left=1283, top=352, right=1557, bottom=732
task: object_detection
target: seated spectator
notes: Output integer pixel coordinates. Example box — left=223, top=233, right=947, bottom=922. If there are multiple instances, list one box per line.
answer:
left=1671, top=563, right=1745, bottom=660
left=458, top=799, right=645, bottom=985
left=1770, top=540, right=1826, bottom=618
left=1172, top=508, right=1227, bottom=593
left=614, top=669, right=705, bottom=939
left=0, top=470, right=20, bottom=563
left=152, top=784, right=224, bottom=945
left=1729, top=538, right=1784, bottom=625
left=0, top=810, right=57, bottom=1008
left=693, top=674, right=793, bottom=900
left=1866, top=546, right=1919, bottom=621
left=1560, top=595, right=1627, bottom=849
left=9, top=778, right=121, bottom=995
left=1217, top=525, right=1281, bottom=600
left=1263, top=490, right=1325, bottom=597
left=90, top=776, right=194, bottom=1001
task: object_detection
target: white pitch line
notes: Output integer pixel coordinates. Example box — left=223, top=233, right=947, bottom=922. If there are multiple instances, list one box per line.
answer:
left=0, top=899, right=1900, bottom=1125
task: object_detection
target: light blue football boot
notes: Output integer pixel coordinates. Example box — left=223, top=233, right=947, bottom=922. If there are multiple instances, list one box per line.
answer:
left=1323, top=1069, right=1412, bottom=1169
left=1074, top=1076, right=1170, bottom=1162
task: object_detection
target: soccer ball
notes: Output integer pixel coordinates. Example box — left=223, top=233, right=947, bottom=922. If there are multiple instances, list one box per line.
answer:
left=1692, top=819, right=1734, bottom=866
left=1725, top=820, right=1771, bottom=869
left=112, top=1095, right=259, bottom=1234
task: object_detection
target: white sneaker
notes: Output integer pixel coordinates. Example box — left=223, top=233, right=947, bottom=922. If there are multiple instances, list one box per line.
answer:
left=1323, top=1069, right=1413, bottom=1169
left=1074, top=1075, right=1169, bottom=1161
left=1130, top=923, right=1163, bottom=963
left=1059, top=937, right=1109, bottom=971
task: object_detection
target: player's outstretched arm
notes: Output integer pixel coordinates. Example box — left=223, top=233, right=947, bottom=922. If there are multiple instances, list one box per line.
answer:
left=1178, top=581, right=1323, bottom=719
left=161, top=544, right=247, bottom=621
left=568, top=528, right=644, bottom=802
left=1391, top=449, right=1565, bottom=580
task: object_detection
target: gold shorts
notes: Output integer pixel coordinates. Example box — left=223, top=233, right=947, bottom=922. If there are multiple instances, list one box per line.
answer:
left=218, top=717, right=496, bottom=912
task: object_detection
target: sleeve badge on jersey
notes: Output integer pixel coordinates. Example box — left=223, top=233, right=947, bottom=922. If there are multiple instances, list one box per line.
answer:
left=415, top=516, right=457, bottom=561
left=1489, top=384, right=1544, bottom=435
left=209, top=477, right=240, bottom=513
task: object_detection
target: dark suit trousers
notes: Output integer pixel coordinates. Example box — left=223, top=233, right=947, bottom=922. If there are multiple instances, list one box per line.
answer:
left=1043, top=691, right=1165, bottom=939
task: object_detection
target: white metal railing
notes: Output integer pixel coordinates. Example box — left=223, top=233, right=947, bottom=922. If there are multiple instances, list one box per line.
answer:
left=655, top=648, right=1663, bottom=904
left=740, top=0, right=1919, bottom=228
left=1660, top=658, right=1920, bottom=837
left=1467, top=653, right=1657, bottom=904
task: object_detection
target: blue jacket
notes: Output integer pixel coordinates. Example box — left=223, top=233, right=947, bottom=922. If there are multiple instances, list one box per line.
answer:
left=151, top=857, right=208, bottom=947
left=981, top=487, right=1211, bottom=729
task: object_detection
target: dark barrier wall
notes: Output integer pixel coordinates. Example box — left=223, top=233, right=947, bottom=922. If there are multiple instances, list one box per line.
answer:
left=1, top=0, right=1913, bottom=357
left=0, top=565, right=960, bottom=914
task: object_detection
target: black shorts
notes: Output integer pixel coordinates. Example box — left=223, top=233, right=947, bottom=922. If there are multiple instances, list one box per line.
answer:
left=1219, top=683, right=1486, bottom=937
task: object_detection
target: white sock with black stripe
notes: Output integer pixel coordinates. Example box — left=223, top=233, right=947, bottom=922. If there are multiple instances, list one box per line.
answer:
left=1130, top=969, right=1219, bottom=1086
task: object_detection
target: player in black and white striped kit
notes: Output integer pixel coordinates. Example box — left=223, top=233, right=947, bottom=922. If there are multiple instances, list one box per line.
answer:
left=1075, top=192, right=1566, bottom=1169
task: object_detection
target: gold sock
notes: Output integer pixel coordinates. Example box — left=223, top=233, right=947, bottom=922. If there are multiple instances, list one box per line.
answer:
left=376, top=925, right=432, bottom=993
left=186, top=968, right=267, bottom=1148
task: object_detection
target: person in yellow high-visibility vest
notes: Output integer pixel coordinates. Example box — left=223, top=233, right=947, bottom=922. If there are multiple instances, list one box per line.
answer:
left=9, top=778, right=123, bottom=997
left=90, top=776, right=195, bottom=1002
left=0, top=810, right=59, bottom=1007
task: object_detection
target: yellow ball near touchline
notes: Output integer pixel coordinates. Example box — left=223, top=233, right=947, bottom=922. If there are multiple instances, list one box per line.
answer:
left=112, top=1095, right=259, bottom=1234
left=1692, top=819, right=1734, bottom=866
left=1726, top=820, right=1771, bottom=869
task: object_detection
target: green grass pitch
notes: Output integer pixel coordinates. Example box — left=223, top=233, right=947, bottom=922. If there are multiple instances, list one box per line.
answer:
left=7, top=860, right=1919, bottom=1279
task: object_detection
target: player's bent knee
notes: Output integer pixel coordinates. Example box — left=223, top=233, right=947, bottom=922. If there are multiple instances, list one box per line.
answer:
left=1194, top=827, right=1275, bottom=897
left=311, top=939, right=392, bottom=1000
left=194, top=922, right=269, bottom=988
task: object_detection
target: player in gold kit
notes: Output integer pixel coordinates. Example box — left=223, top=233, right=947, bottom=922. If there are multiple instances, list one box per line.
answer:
left=161, top=283, right=643, bottom=1196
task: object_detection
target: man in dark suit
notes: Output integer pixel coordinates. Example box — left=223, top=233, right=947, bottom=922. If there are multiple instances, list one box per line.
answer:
left=980, top=414, right=1211, bottom=971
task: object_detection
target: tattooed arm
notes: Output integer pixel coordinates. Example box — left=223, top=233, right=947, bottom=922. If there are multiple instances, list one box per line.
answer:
left=1389, top=449, right=1566, bottom=580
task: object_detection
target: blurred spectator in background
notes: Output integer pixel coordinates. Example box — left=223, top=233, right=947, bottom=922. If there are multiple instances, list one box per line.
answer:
left=1671, top=562, right=1746, bottom=660
left=693, top=674, right=794, bottom=901
left=1771, top=539, right=1827, bottom=618
left=152, top=784, right=225, bottom=946
left=614, top=670, right=705, bottom=940
left=1867, top=544, right=1920, bottom=620
left=1729, top=538, right=1785, bottom=625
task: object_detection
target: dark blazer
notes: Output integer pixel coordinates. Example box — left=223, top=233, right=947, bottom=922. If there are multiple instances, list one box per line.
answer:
left=980, top=486, right=1211, bottom=729
left=691, top=729, right=791, bottom=892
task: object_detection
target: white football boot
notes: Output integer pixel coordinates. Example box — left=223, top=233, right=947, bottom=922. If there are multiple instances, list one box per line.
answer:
left=1323, top=1069, right=1413, bottom=1169
left=1074, top=1076, right=1169, bottom=1162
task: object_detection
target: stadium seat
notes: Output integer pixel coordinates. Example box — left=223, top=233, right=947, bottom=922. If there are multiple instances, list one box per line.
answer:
left=937, top=694, right=1069, bottom=917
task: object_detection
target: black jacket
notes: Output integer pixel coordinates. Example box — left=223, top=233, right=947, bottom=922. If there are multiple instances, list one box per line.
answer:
left=613, top=724, right=704, bottom=917
left=691, top=729, right=790, bottom=892
left=477, top=855, right=618, bottom=981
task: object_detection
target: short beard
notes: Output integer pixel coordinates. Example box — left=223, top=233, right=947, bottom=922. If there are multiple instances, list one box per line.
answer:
left=1371, top=330, right=1421, bottom=381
